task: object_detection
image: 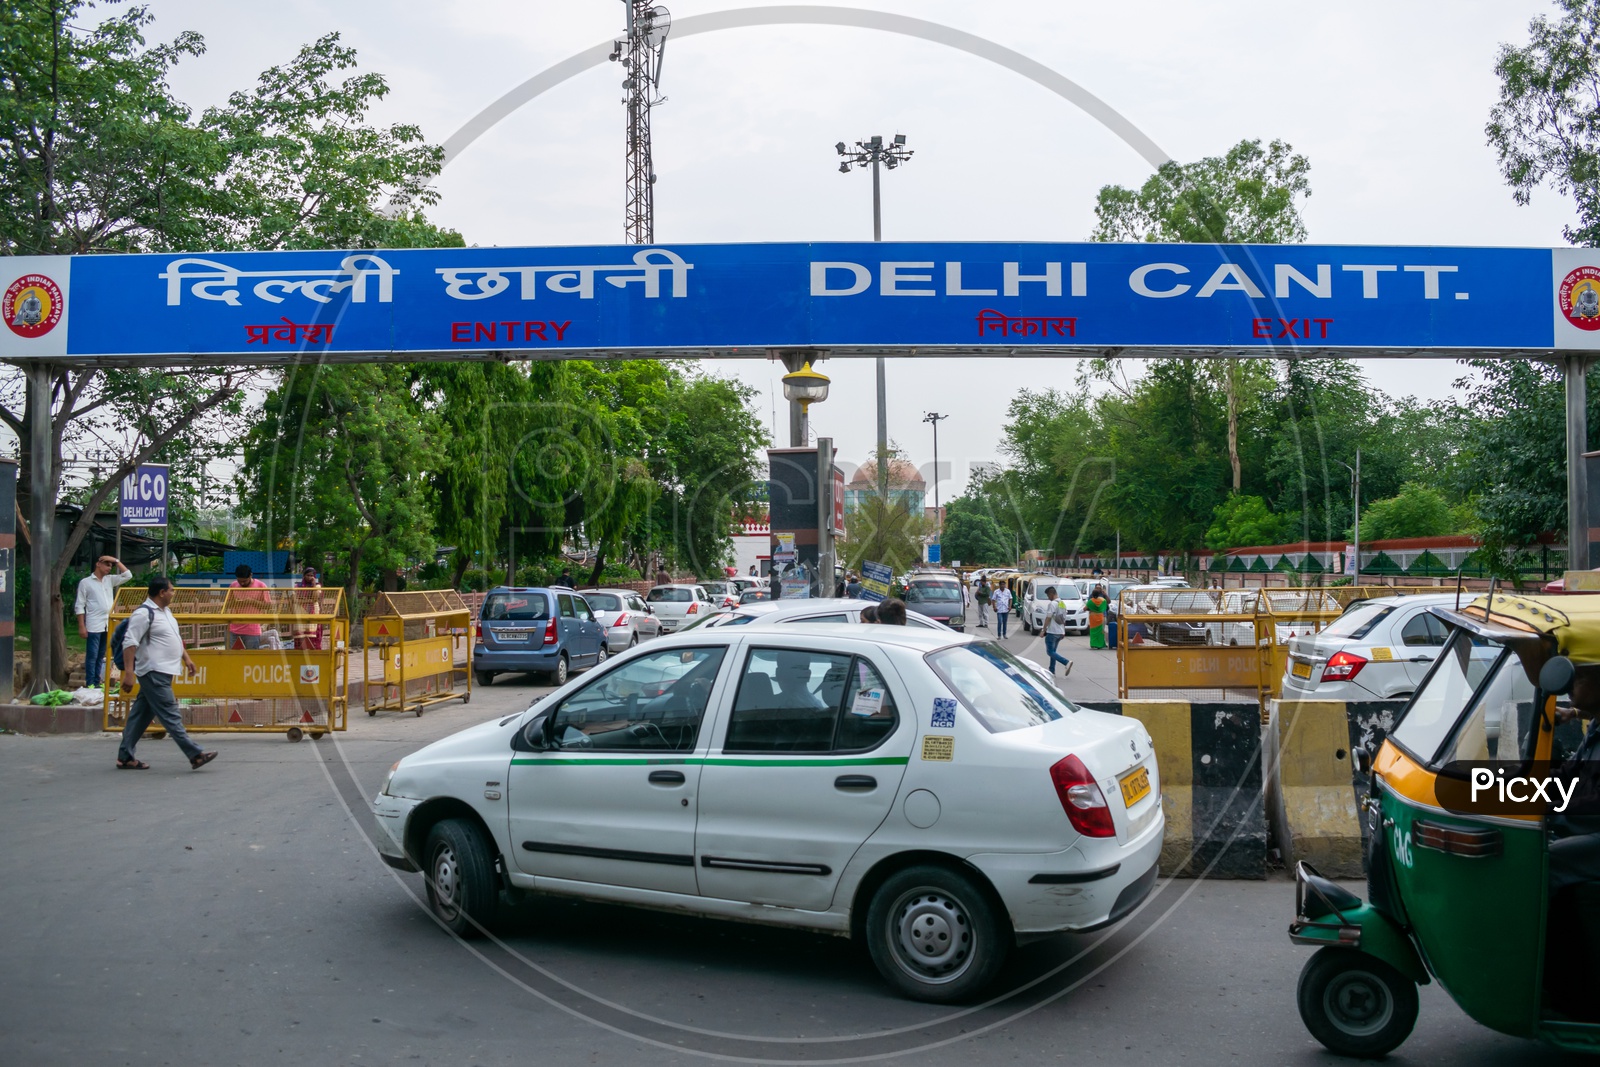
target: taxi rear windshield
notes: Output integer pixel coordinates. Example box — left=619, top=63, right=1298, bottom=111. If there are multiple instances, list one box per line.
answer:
left=649, top=588, right=692, bottom=602
left=1323, top=603, right=1395, bottom=640
left=926, top=643, right=1072, bottom=732
left=483, top=594, right=551, bottom=621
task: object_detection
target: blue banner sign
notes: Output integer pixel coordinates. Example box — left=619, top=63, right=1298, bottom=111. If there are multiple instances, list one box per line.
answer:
left=120, top=463, right=169, bottom=527
left=860, top=560, right=893, bottom=603
left=5, top=244, right=1599, bottom=362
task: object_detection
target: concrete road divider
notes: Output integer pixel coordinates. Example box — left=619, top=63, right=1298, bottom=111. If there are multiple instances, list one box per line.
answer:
left=1266, top=699, right=1406, bottom=878
left=1081, top=699, right=1266, bottom=879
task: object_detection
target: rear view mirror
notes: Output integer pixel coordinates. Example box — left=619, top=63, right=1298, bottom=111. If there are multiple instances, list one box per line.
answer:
left=1540, top=656, right=1577, bottom=696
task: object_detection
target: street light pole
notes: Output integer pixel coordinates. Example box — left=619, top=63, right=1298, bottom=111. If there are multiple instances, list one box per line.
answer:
left=837, top=134, right=912, bottom=506
left=923, top=412, right=947, bottom=552
left=1340, top=449, right=1361, bottom=582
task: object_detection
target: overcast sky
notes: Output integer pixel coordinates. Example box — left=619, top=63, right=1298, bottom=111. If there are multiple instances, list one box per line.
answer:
left=136, top=0, right=1579, bottom=498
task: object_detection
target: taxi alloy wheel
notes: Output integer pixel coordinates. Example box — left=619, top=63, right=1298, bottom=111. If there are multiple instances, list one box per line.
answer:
left=1296, top=947, right=1418, bottom=1058
left=866, top=865, right=1007, bottom=1002
left=424, top=818, right=498, bottom=939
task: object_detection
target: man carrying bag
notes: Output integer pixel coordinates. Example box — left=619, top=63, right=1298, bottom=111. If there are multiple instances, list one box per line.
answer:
left=114, top=576, right=217, bottom=771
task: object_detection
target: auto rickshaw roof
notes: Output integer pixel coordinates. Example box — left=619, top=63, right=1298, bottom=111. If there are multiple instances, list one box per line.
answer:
left=1441, top=593, right=1600, bottom=664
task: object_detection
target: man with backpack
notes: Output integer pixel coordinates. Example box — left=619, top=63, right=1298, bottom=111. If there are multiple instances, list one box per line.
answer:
left=114, top=576, right=216, bottom=771
left=1042, top=585, right=1074, bottom=677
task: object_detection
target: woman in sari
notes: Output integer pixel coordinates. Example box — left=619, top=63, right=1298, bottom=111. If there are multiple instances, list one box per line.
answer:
left=1087, top=584, right=1110, bottom=649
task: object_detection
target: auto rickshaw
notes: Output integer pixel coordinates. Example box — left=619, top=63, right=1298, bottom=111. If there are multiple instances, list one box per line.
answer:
left=1288, top=593, right=1600, bottom=1057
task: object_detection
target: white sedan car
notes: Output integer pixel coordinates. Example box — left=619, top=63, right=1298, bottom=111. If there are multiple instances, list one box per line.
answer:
left=373, top=625, right=1165, bottom=1002
left=1281, top=593, right=1463, bottom=701
left=1021, top=578, right=1089, bottom=635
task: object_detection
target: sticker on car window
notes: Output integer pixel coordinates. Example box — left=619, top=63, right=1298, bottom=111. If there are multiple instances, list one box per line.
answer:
left=850, top=688, right=885, bottom=716
left=921, top=735, right=954, bottom=761
left=930, top=697, right=957, bottom=728
left=1371, top=647, right=1394, bottom=661
left=504, top=599, right=528, bottom=610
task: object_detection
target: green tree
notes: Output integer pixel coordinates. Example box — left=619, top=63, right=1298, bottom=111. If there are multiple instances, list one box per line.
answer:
left=844, top=495, right=931, bottom=577
left=1487, top=0, right=1600, bottom=245
left=0, top=7, right=456, bottom=685
left=1092, top=138, right=1311, bottom=492
left=1358, top=484, right=1467, bottom=542
left=1205, top=495, right=1289, bottom=550
left=245, top=364, right=441, bottom=607
left=940, top=496, right=1014, bottom=565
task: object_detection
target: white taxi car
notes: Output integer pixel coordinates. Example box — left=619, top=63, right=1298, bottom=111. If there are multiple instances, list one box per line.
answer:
left=1281, top=593, right=1461, bottom=701
left=373, top=625, right=1164, bottom=1002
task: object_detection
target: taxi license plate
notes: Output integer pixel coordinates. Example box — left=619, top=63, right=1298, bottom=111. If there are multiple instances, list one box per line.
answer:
left=1291, top=660, right=1313, bottom=679
left=494, top=631, right=530, bottom=643
left=1119, top=765, right=1151, bottom=807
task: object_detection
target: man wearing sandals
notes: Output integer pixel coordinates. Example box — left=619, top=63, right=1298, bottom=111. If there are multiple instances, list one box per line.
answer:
left=115, top=576, right=216, bottom=771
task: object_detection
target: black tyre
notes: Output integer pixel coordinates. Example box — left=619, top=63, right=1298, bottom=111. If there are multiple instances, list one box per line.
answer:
left=629, top=634, right=639, bottom=648
left=475, top=671, right=495, bottom=688
left=865, top=864, right=1009, bottom=1003
left=595, top=643, right=608, bottom=667
left=548, top=653, right=569, bottom=687
left=1296, top=948, right=1418, bottom=1058
left=423, top=818, right=500, bottom=939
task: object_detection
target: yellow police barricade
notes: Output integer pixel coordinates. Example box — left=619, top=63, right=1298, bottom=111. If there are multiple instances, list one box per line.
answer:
left=1117, top=588, right=1268, bottom=704
left=102, top=585, right=350, bottom=742
left=361, top=591, right=473, bottom=717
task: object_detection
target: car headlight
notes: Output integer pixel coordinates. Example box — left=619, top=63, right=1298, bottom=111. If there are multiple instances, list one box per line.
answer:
left=950, top=615, right=964, bottom=627
left=380, top=759, right=401, bottom=797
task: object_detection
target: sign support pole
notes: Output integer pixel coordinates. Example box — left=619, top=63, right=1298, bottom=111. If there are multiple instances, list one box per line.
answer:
left=26, top=362, right=54, bottom=693
left=1568, top=353, right=1589, bottom=572
left=115, top=481, right=121, bottom=563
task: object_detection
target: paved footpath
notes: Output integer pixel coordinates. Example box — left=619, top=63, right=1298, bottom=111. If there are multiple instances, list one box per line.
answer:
left=0, top=646, right=1558, bottom=1066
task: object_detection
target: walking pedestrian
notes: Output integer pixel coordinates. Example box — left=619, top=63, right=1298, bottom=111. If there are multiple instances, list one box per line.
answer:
left=1042, top=586, right=1073, bottom=677
left=556, top=567, right=574, bottom=588
left=1088, top=584, right=1110, bottom=649
left=991, top=582, right=1012, bottom=638
left=228, top=564, right=271, bottom=650
left=845, top=573, right=864, bottom=598
left=655, top=566, right=672, bottom=587
left=975, top=576, right=990, bottom=627
left=115, top=576, right=215, bottom=771
left=75, top=553, right=130, bottom=687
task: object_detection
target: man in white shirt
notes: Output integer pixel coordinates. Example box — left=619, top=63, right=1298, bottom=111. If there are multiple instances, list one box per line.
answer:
left=75, top=554, right=130, bottom=687
left=1042, top=585, right=1074, bottom=677
left=115, top=576, right=215, bottom=771
left=991, top=583, right=1013, bottom=639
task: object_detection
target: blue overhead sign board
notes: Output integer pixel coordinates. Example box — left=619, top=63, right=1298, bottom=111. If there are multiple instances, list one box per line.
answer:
left=4, top=243, right=1599, bottom=362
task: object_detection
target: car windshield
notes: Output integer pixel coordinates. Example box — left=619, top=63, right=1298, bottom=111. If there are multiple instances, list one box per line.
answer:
left=583, top=593, right=623, bottom=611
left=907, top=582, right=962, bottom=602
left=482, top=593, right=550, bottom=621
left=1390, top=628, right=1502, bottom=764
left=1322, top=602, right=1396, bottom=640
left=649, top=587, right=691, bottom=603
left=926, top=642, right=1072, bottom=732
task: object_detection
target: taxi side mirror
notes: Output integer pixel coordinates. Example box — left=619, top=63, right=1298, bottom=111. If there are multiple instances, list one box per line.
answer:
left=516, top=712, right=554, bottom=752
left=1540, top=656, right=1576, bottom=696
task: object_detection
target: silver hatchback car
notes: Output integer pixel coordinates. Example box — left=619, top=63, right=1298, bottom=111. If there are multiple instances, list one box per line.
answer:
left=576, top=588, right=662, bottom=652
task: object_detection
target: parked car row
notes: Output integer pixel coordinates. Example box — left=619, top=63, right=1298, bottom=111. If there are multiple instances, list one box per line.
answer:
left=473, top=578, right=773, bottom=686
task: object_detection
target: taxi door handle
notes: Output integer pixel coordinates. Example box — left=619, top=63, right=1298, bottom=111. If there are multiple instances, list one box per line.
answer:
left=648, top=770, right=686, bottom=785
left=835, top=775, right=877, bottom=790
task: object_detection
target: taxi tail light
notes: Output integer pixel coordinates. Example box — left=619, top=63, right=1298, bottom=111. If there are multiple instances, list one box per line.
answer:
left=1050, top=755, right=1115, bottom=838
left=543, top=618, right=559, bottom=645
left=687, top=602, right=699, bottom=615
left=1322, top=650, right=1367, bottom=682
left=613, top=612, right=629, bottom=628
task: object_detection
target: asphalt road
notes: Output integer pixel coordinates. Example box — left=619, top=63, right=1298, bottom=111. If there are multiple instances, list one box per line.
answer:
left=0, top=632, right=1567, bottom=1066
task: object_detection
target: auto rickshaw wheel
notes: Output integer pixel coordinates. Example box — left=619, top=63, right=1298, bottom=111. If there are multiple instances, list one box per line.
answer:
left=1297, top=947, right=1418, bottom=1058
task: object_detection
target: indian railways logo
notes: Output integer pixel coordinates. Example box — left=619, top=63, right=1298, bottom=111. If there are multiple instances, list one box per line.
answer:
left=1559, top=265, right=1600, bottom=331
left=4, top=273, right=63, bottom=339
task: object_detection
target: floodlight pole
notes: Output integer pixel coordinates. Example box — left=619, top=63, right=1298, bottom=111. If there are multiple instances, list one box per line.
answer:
left=836, top=134, right=912, bottom=508
left=613, top=1, right=670, bottom=244
left=924, top=411, right=947, bottom=542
